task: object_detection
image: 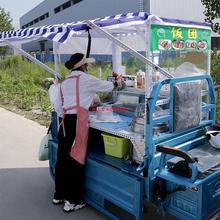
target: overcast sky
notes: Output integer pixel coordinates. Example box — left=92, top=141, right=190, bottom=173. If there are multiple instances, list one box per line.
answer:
left=0, top=0, right=44, bottom=29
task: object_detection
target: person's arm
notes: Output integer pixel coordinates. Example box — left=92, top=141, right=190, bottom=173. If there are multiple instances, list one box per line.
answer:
left=48, top=83, right=63, bottom=117
left=86, top=75, right=114, bottom=93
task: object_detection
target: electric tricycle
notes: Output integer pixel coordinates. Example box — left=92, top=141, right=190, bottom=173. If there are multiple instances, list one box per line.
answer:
left=1, top=12, right=219, bottom=220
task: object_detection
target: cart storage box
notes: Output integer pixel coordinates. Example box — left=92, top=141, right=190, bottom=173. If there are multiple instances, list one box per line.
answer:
left=102, top=133, right=131, bottom=158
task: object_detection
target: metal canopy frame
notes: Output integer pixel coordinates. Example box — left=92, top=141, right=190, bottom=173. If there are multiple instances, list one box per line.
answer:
left=4, top=18, right=175, bottom=87
left=0, top=11, right=211, bottom=83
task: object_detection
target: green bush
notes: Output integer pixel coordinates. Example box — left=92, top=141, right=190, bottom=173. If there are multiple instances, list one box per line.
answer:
left=211, top=51, right=220, bottom=85
left=0, top=55, right=52, bottom=113
left=211, top=51, right=220, bottom=124
left=0, top=56, right=114, bottom=117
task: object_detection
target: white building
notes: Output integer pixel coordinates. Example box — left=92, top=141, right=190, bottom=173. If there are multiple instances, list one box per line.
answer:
left=20, top=0, right=219, bottom=52
left=20, top=0, right=144, bottom=52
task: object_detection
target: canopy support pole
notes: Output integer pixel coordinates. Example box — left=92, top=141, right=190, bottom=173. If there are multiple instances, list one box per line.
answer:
left=112, top=41, right=123, bottom=74
left=6, top=41, right=61, bottom=79
left=85, top=20, right=174, bottom=79
left=53, top=41, right=61, bottom=75
left=145, top=21, right=153, bottom=96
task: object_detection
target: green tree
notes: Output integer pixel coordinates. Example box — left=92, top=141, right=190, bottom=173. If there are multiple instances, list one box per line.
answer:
left=211, top=51, right=220, bottom=85
left=0, top=7, right=13, bottom=31
left=201, top=0, right=220, bottom=34
left=0, top=7, right=13, bottom=55
left=211, top=51, right=220, bottom=123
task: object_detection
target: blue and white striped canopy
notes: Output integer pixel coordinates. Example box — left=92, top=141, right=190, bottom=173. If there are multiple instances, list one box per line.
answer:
left=0, top=12, right=211, bottom=45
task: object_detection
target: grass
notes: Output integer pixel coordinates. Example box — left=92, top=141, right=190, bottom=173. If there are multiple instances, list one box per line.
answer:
left=0, top=56, right=115, bottom=126
left=0, top=56, right=51, bottom=111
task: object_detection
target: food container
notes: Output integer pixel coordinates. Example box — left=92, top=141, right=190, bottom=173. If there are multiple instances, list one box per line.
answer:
left=96, top=106, right=114, bottom=120
left=102, top=133, right=132, bottom=158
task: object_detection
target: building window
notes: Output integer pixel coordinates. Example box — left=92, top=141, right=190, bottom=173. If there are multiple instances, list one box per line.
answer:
left=54, top=0, right=83, bottom=14
left=22, top=12, right=49, bottom=28
left=73, top=0, right=82, bottom=4
left=39, top=15, right=45, bottom=21
left=54, top=6, right=61, bottom=14
left=34, top=18, right=39, bottom=24
left=62, top=1, right=71, bottom=10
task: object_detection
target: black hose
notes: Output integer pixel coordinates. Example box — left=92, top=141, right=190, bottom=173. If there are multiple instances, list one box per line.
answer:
left=86, top=28, right=91, bottom=58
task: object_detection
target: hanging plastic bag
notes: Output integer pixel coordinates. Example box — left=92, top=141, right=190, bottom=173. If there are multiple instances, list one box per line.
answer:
left=38, top=125, right=52, bottom=161
left=206, top=130, right=220, bottom=149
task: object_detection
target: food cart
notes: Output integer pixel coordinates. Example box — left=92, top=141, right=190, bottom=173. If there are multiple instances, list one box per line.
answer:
left=0, top=12, right=219, bottom=220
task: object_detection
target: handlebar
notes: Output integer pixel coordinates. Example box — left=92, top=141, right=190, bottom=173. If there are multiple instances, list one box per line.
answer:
left=156, top=145, right=198, bottom=164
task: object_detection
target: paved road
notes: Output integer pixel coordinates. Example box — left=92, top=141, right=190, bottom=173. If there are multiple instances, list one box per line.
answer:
left=0, top=107, right=177, bottom=220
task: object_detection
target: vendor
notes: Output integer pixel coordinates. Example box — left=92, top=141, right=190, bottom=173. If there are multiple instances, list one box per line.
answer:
left=50, top=53, right=116, bottom=212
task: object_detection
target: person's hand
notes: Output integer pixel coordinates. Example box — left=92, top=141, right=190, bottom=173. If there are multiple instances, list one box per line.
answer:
left=113, top=79, right=126, bottom=90
left=53, top=78, right=62, bottom=84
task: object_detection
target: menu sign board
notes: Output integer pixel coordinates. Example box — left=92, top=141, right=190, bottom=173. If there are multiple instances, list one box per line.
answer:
left=151, top=24, right=211, bottom=51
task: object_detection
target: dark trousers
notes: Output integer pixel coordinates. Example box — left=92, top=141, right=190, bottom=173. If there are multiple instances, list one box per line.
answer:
left=54, top=114, right=85, bottom=204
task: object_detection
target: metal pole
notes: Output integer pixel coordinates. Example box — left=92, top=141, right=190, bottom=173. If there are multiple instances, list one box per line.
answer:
left=53, top=41, right=61, bottom=76
left=139, top=0, right=144, bottom=12
left=6, top=41, right=61, bottom=79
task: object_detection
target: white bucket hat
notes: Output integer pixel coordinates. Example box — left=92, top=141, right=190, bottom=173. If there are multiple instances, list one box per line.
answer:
left=65, top=53, right=95, bottom=70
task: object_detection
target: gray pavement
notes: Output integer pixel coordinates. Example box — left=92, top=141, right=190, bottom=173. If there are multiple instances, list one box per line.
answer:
left=0, top=107, right=177, bottom=220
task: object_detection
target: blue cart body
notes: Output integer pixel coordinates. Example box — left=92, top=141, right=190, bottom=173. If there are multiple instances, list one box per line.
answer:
left=49, top=74, right=219, bottom=220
